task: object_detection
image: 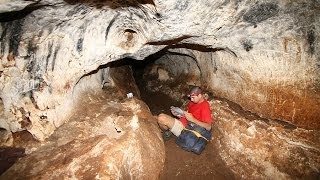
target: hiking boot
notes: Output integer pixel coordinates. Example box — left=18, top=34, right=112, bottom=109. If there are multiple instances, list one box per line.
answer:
left=162, top=130, right=172, bottom=141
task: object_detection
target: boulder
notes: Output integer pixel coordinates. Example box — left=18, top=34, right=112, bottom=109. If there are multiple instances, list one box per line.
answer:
left=1, top=91, right=165, bottom=179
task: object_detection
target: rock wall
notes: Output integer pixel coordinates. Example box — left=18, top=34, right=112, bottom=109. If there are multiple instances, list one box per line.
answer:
left=0, top=0, right=319, bottom=141
left=142, top=63, right=320, bottom=179
left=153, top=44, right=320, bottom=129
left=0, top=0, right=162, bottom=140
left=198, top=1, right=320, bottom=129
left=208, top=48, right=319, bottom=130
left=153, top=50, right=201, bottom=85
left=211, top=99, right=320, bottom=179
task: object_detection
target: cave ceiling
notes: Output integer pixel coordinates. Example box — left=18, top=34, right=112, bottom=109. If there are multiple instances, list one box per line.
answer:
left=0, top=0, right=319, bottom=140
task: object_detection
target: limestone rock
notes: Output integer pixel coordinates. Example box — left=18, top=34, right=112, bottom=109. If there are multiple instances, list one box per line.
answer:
left=0, top=0, right=42, bottom=13
left=211, top=99, right=320, bottom=179
left=0, top=0, right=319, bottom=141
left=1, top=91, right=165, bottom=179
left=141, top=67, right=320, bottom=178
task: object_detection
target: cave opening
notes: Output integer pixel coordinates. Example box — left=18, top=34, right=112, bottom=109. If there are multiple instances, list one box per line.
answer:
left=131, top=49, right=196, bottom=115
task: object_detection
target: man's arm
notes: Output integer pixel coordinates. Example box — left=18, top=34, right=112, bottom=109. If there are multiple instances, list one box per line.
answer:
left=183, top=112, right=212, bottom=130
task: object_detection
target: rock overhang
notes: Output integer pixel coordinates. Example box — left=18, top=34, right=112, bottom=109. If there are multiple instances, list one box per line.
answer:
left=0, top=0, right=319, bottom=141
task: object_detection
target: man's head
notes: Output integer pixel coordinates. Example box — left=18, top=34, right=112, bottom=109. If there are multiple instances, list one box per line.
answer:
left=188, top=86, right=204, bottom=103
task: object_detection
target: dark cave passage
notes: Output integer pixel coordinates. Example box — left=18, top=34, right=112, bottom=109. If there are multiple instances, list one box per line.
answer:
left=128, top=51, right=236, bottom=180
left=131, top=52, right=183, bottom=116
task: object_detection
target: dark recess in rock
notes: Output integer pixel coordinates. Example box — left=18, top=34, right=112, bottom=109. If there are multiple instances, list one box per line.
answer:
left=0, top=147, right=25, bottom=175
left=27, top=39, right=38, bottom=57
left=40, top=115, right=47, bottom=120
left=26, top=60, right=35, bottom=72
left=124, top=29, right=136, bottom=33
left=64, top=0, right=155, bottom=9
left=147, top=35, right=194, bottom=46
left=77, top=38, right=83, bottom=52
left=18, top=108, right=32, bottom=128
left=166, top=43, right=237, bottom=57
left=29, top=91, right=39, bottom=109
left=105, top=13, right=119, bottom=41
left=0, top=5, right=43, bottom=22
left=242, top=39, right=253, bottom=52
left=8, top=20, right=24, bottom=56
left=307, top=28, right=315, bottom=55
left=45, top=42, right=53, bottom=71
left=243, top=3, right=279, bottom=24
left=33, top=65, right=43, bottom=83
left=155, top=13, right=161, bottom=18
left=0, top=22, right=8, bottom=54
left=52, top=45, right=61, bottom=71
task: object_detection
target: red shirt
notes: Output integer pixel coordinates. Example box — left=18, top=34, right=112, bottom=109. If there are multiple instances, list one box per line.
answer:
left=179, top=100, right=212, bottom=127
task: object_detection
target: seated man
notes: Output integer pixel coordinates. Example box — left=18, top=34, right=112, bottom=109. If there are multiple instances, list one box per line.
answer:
left=157, top=86, right=213, bottom=154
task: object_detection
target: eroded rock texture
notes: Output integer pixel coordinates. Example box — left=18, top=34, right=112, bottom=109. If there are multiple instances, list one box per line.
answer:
left=212, top=99, right=320, bottom=179
left=2, top=0, right=318, bottom=178
left=0, top=0, right=319, bottom=146
left=1, top=90, right=165, bottom=179
left=142, top=66, right=320, bottom=179
left=0, top=0, right=163, bottom=140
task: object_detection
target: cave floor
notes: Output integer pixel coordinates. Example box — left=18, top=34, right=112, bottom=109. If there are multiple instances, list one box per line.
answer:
left=139, top=87, right=235, bottom=180
left=0, top=90, right=235, bottom=179
left=0, top=84, right=234, bottom=179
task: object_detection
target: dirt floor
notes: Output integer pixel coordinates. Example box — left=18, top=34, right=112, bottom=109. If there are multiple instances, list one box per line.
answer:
left=160, top=138, right=234, bottom=180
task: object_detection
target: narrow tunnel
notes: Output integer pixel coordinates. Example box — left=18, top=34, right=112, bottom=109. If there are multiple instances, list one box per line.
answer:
left=97, top=46, right=319, bottom=179
left=127, top=48, right=237, bottom=179
left=86, top=47, right=224, bottom=178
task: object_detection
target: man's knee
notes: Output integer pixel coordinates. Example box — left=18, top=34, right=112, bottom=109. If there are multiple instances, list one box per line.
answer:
left=157, top=113, right=168, bottom=125
left=158, top=113, right=176, bottom=130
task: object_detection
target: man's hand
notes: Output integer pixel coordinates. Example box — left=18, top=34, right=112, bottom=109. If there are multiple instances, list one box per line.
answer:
left=184, top=112, right=195, bottom=122
left=184, top=112, right=212, bottom=131
left=170, top=109, right=179, bottom=117
left=170, top=106, right=184, bottom=117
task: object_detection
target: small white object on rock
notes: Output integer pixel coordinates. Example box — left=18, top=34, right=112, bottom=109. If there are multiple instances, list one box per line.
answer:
left=127, top=92, right=133, bottom=98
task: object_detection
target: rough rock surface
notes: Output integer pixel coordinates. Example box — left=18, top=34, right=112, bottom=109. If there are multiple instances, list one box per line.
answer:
left=211, top=99, right=320, bottom=179
left=1, top=89, right=165, bottom=179
left=150, top=45, right=320, bottom=130
left=2, top=1, right=318, bottom=178
left=0, top=0, right=319, bottom=139
left=142, top=67, right=320, bottom=179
